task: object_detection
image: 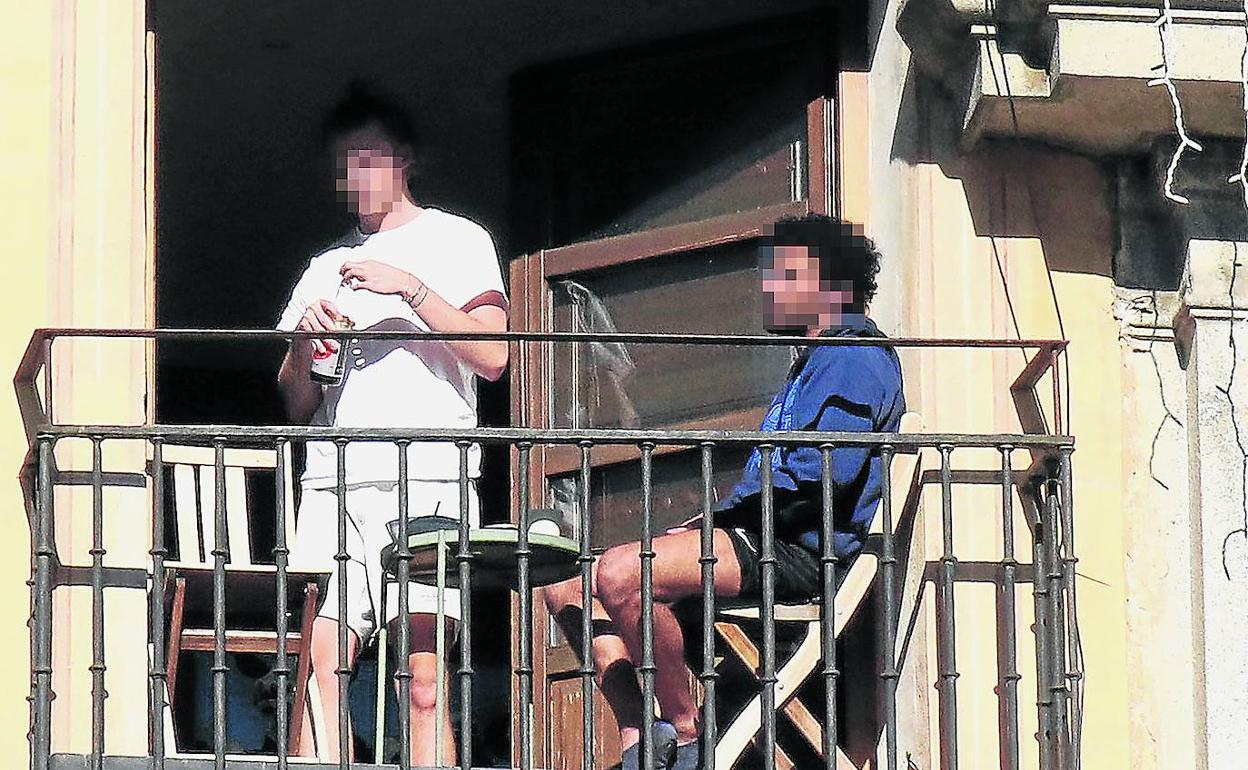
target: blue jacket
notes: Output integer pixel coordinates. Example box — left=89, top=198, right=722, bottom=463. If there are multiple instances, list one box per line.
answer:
left=720, top=317, right=906, bottom=558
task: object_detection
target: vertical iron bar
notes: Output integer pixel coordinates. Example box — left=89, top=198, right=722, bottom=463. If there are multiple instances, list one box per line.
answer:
left=937, top=444, right=959, bottom=770
left=579, top=442, right=595, bottom=770
left=434, top=511, right=447, bottom=765
left=31, top=438, right=55, bottom=770
left=335, top=440, right=349, bottom=769
left=517, top=443, right=534, bottom=770
left=457, top=441, right=475, bottom=770
left=150, top=440, right=168, bottom=769
left=211, top=440, right=228, bottom=770
left=396, top=442, right=412, bottom=766
left=1051, top=348, right=1062, bottom=435
left=699, top=443, right=718, bottom=770
left=1058, top=447, right=1081, bottom=770
left=1044, top=473, right=1070, bottom=768
left=639, top=443, right=657, bottom=770
left=879, top=446, right=899, bottom=770
left=759, top=447, right=777, bottom=770
left=999, top=446, right=1021, bottom=770
left=819, top=444, right=837, bottom=770
left=273, top=441, right=290, bottom=769
left=90, top=437, right=106, bottom=770
left=1032, top=476, right=1054, bottom=770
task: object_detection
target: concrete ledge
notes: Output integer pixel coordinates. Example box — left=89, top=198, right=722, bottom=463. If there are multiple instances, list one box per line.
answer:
left=954, top=5, right=1247, bottom=152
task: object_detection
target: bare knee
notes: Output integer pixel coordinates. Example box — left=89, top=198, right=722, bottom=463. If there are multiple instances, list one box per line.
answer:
left=596, top=545, right=641, bottom=613
left=406, top=653, right=443, bottom=712
left=542, top=577, right=582, bottom=615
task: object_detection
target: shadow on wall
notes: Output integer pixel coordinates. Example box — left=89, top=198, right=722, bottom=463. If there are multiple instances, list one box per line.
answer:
left=888, top=61, right=1116, bottom=280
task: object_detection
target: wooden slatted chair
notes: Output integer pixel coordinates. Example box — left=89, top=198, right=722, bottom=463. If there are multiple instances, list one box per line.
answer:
left=713, top=412, right=925, bottom=770
left=153, top=444, right=327, bottom=756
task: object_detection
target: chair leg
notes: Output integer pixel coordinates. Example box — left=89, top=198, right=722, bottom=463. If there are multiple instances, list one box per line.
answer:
left=165, top=576, right=187, bottom=713
left=836, top=746, right=860, bottom=769
left=289, top=581, right=319, bottom=756
left=374, top=574, right=388, bottom=760
left=714, top=619, right=824, bottom=768
left=713, top=621, right=761, bottom=767
left=782, top=694, right=825, bottom=756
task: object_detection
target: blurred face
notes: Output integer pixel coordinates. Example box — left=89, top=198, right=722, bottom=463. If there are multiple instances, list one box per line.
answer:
left=332, top=123, right=409, bottom=216
left=761, top=245, right=855, bottom=332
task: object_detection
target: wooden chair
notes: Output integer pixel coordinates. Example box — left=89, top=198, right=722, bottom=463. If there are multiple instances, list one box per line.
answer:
left=153, top=444, right=327, bottom=756
left=713, top=412, right=925, bottom=770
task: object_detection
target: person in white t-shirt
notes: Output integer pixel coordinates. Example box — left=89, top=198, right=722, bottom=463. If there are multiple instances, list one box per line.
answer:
left=276, top=83, right=507, bottom=765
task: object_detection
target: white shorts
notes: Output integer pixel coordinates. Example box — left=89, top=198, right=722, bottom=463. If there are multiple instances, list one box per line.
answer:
left=288, top=479, right=480, bottom=643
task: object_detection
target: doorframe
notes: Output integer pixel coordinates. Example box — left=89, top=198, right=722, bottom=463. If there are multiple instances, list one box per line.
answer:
left=507, top=101, right=835, bottom=768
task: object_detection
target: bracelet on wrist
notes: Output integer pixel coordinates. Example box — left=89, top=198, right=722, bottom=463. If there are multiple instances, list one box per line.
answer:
left=404, top=281, right=430, bottom=310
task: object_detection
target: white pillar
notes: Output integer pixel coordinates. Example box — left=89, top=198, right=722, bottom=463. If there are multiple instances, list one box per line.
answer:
left=1176, top=239, right=1248, bottom=769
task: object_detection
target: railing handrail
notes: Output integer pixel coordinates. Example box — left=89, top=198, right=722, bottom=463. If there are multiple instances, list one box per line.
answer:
left=14, top=327, right=1071, bottom=448
left=18, top=326, right=1070, bottom=348
left=34, top=424, right=1073, bottom=448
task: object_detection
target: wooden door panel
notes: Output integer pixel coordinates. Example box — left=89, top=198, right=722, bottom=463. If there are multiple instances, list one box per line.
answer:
left=509, top=12, right=836, bottom=768
left=548, top=676, right=623, bottom=770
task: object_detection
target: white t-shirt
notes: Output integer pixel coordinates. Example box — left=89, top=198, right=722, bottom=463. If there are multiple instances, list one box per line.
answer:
left=277, top=208, right=507, bottom=488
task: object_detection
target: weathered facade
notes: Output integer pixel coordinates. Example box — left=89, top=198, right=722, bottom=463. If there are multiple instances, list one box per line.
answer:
left=4, top=1, right=1247, bottom=768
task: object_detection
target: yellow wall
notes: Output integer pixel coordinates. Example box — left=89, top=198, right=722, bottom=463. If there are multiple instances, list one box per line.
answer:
left=841, top=69, right=1130, bottom=767
left=1, top=1, right=151, bottom=762
left=0, top=3, right=55, bottom=764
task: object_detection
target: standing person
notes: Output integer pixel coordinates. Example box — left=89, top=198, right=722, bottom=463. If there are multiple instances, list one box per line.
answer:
left=276, top=83, right=508, bottom=764
left=542, top=213, right=905, bottom=770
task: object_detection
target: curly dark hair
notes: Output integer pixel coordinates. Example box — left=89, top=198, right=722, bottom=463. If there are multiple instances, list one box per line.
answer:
left=320, top=81, right=420, bottom=154
left=761, top=213, right=882, bottom=312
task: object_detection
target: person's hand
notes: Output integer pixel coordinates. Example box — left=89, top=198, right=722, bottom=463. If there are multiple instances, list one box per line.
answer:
left=340, top=260, right=420, bottom=298
left=296, top=299, right=344, bottom=356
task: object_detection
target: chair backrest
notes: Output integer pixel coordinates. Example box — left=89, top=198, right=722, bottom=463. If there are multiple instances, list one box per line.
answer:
left=865, top=412, right=925, bottom=539
left=155, top=444, right=295, bottom=567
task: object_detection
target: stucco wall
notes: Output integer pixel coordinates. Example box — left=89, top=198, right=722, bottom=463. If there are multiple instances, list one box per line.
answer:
left=841, top=2, right=1131, bottom=765
left=1, top=1, right=152, bottom=762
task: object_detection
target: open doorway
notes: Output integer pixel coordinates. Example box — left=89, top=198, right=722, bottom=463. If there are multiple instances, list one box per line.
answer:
left=151, top=0, right=830, bottom=762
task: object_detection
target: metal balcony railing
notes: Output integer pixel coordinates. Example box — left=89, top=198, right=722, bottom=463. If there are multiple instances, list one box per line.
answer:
left=17, top=328, right=1079, bottom=770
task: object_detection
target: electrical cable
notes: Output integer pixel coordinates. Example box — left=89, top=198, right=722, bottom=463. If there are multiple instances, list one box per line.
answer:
left=1148, top=0, right=1205, bottom=204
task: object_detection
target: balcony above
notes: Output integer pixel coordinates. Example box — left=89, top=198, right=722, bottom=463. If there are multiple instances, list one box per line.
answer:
left=898, top=0, right=1248, bottom=153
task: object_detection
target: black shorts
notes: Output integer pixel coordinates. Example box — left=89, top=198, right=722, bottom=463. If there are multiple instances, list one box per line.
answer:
left=722, top=526, right=848, bottom=602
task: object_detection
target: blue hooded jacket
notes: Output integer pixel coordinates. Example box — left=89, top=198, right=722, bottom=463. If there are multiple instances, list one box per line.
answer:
left=719, top=317, right=906, bottom=558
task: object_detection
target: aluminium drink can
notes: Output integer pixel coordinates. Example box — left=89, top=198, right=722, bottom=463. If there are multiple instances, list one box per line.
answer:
left=309, top=316, right=355, bottom=386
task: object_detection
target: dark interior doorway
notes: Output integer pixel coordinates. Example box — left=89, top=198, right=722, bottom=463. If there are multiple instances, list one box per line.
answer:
left=151, top=1, right=828, bottom=763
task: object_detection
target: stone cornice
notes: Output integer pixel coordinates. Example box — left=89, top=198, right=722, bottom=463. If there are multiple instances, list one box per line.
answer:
left=900, top=0, right=1248, bottom=153
left=1179, top=240, right=1248, bottom=310
left=1173, top=239, right=1248, bottom=365
left=1116, top=288, right=1182, bottom=349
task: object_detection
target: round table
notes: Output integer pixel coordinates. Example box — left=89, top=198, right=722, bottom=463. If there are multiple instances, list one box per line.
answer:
left=379, top=525, right=581, bottom=590
left=374, top=524, right=580, bottom=755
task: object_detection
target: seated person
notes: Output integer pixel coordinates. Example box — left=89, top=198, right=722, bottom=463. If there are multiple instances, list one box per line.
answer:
left=542, top=213, right=906, bottom=770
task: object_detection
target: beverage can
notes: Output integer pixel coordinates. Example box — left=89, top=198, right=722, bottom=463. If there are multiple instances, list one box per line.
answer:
left=309, top=315, right=355, bottom=386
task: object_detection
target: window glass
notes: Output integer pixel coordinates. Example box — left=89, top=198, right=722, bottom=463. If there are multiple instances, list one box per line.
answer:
left=552, top=241, right=794, bottom=429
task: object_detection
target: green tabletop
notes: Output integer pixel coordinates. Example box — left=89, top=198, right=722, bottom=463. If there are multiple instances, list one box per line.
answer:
left=380, top=526, right=581, bottom=590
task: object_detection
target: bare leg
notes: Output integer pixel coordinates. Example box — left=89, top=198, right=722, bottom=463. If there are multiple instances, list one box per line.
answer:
left=307, top=615, right=359, bottom=761
left=295, top=701, right=316, bottom=757
left=596, top=528, right=742, bottom=745
left=395, top=612, right=459, bottom=767
left=543, top=580, right=647, bottom=750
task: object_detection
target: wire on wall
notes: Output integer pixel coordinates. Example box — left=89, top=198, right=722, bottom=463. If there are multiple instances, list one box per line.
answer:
left=1148, top=0, right=1205, bottom=203
left=1217, top=0, right=1248, bottom=581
